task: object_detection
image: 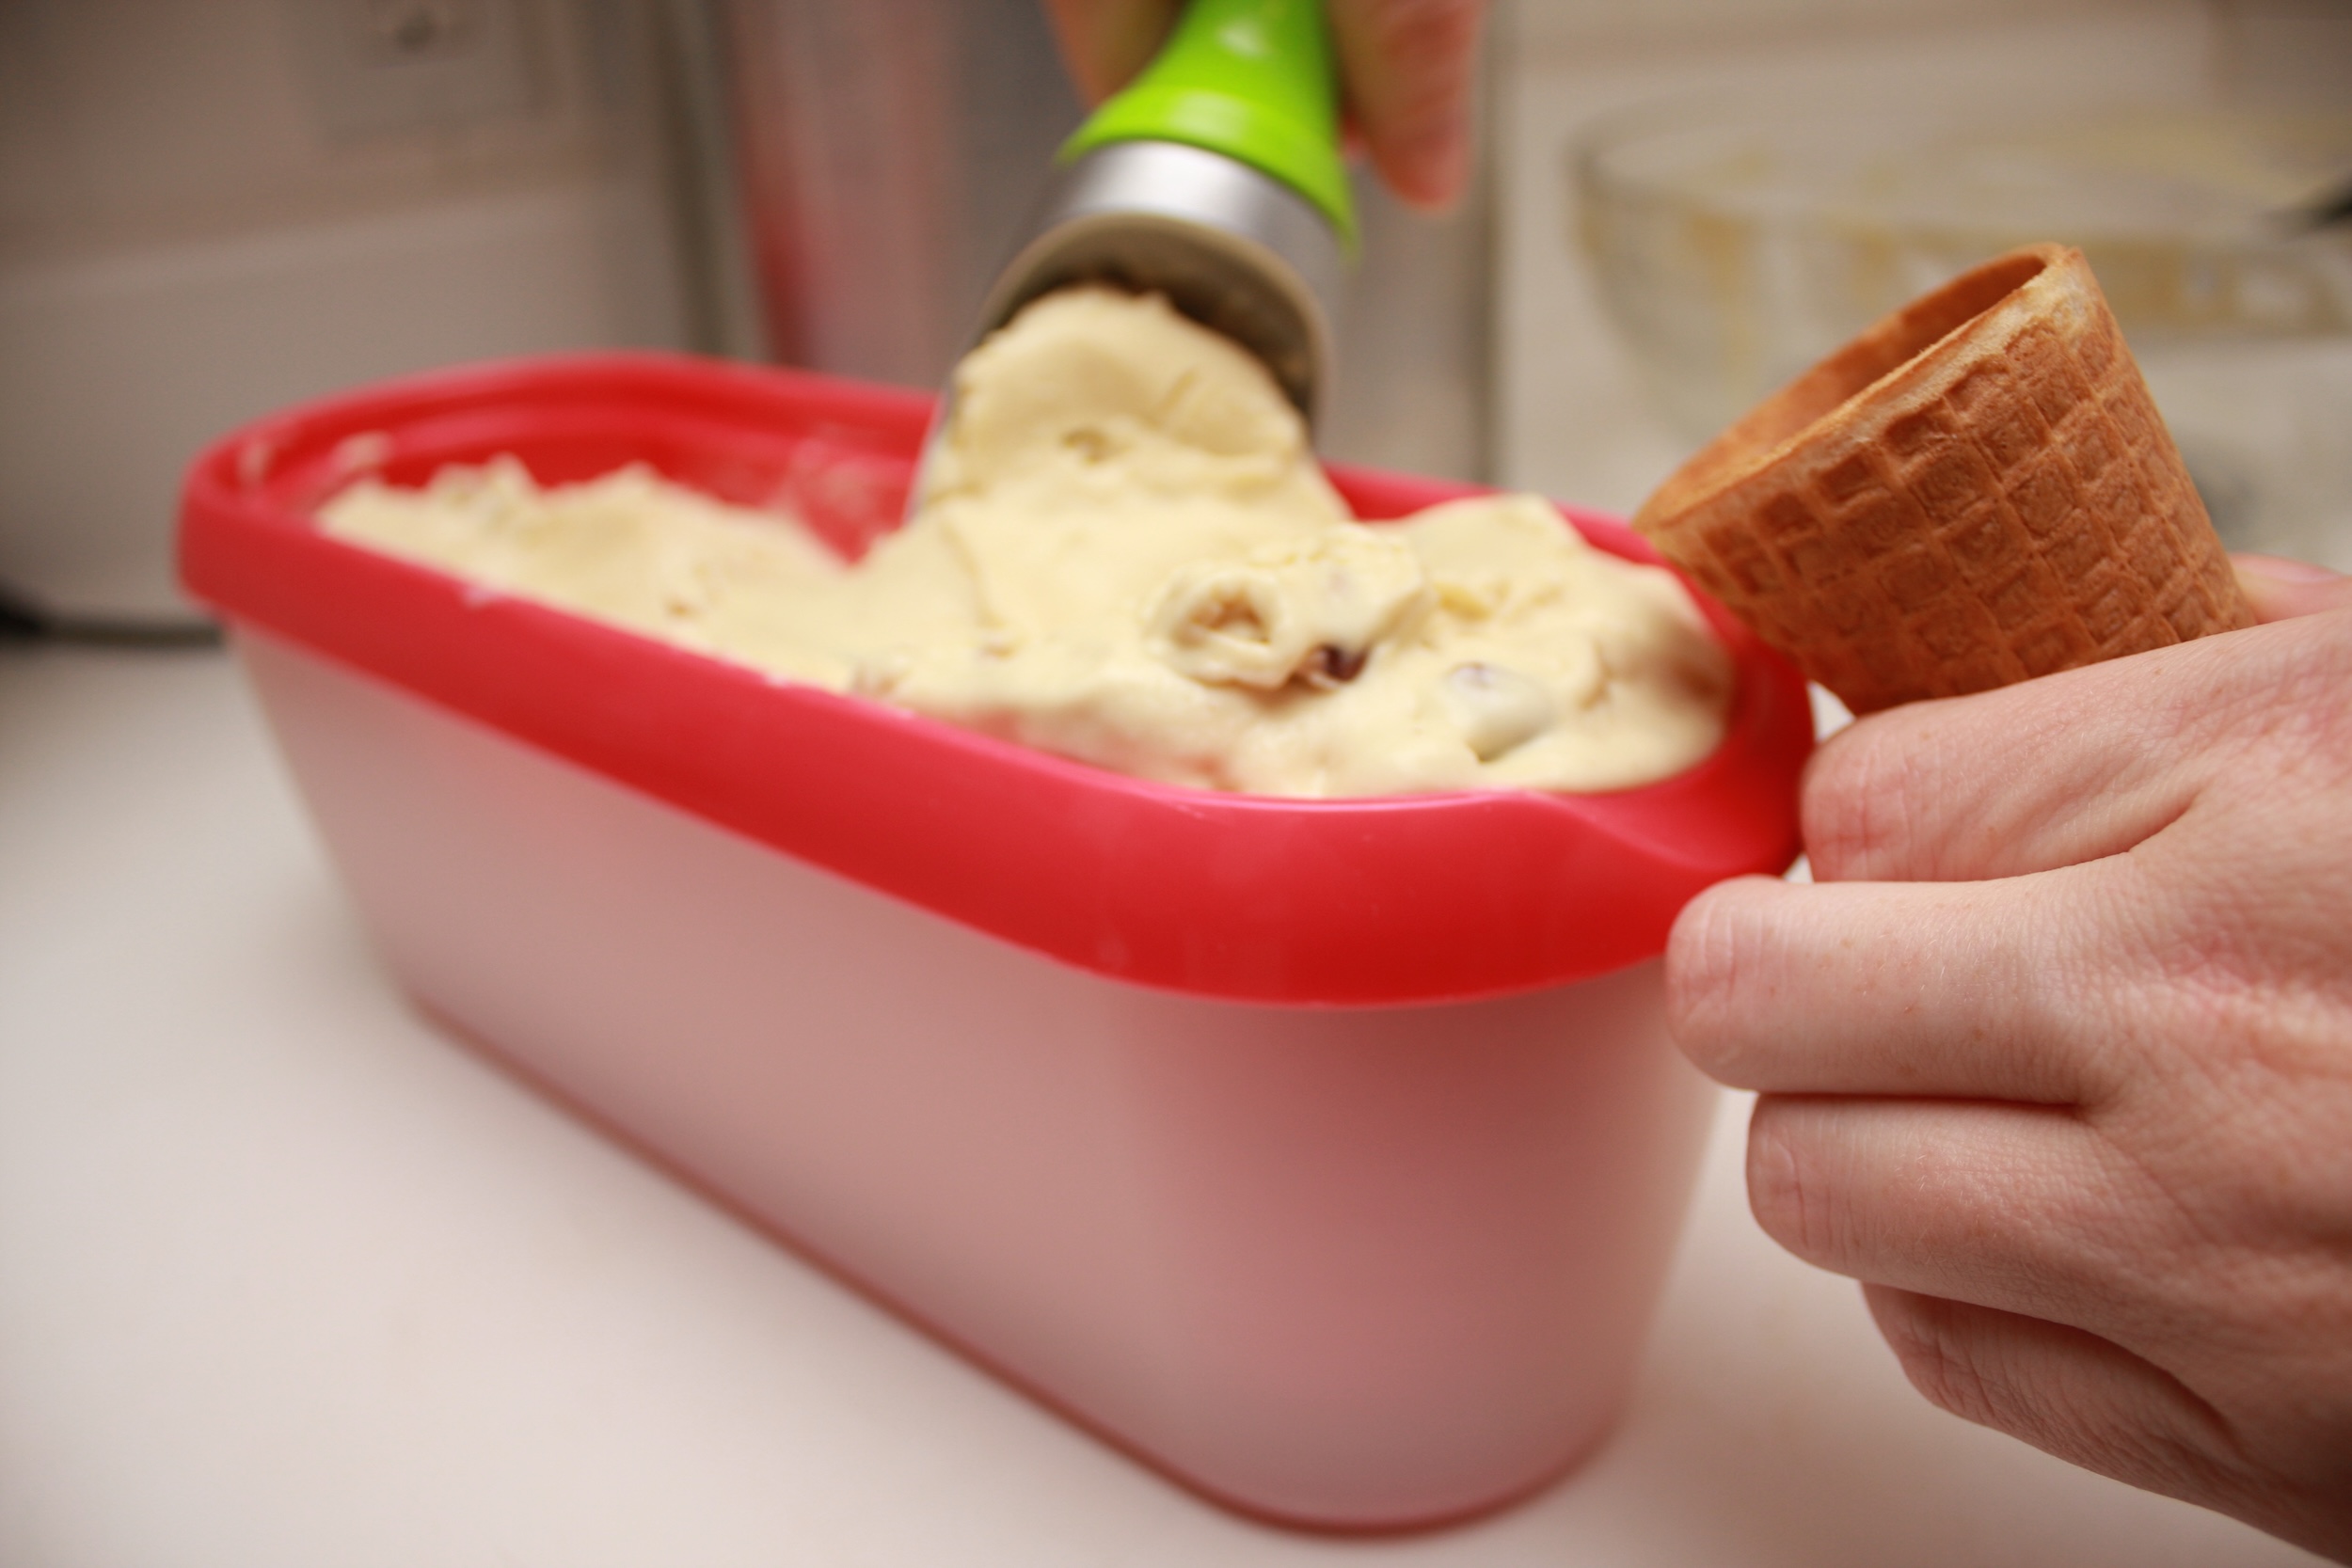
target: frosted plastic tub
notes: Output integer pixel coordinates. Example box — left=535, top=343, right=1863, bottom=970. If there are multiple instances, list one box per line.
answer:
left=179, top=354, right=1811, bottom=1529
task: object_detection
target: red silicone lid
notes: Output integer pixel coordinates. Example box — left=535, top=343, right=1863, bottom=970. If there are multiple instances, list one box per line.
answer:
left=179, top=352, right=1809, bottom=1006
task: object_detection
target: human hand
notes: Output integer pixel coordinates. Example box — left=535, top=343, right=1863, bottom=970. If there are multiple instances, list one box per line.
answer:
left=1040, top=0, right=1487, bottom=210
left=1665, top=554, right=2352, bottom=1559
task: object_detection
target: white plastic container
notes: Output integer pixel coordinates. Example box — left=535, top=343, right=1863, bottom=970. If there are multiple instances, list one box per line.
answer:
left=181, top=354, right=1812, bottom=1528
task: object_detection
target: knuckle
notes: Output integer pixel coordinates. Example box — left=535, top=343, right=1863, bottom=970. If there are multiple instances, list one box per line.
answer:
left=1663, top=879, right=1762, bottom=1080
left=1351, top=0, right=1485, bottom=55
left=1744, top=1100, right=1847, bottom=1265
left=1800, top=720, right=1915, bottom=881
left=1338, top=0, right=1483, bottom=115
left=1872, top=1292, right=2009, bottom=1429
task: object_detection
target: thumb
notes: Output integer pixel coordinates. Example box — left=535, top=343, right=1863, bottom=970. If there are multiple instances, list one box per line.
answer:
left=1329, top=0, right=1487, bottom=211
left=2233, top=554, right=2352, bottom=624
left=1041, top=0, right=1177, bottom=103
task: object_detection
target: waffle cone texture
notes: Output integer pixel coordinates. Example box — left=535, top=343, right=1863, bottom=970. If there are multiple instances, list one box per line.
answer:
left=1632, top=245, right=2254, bottom=714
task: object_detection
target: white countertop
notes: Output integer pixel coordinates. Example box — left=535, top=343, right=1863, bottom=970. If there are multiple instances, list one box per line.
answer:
left=0, top=640, right=2319, bottom=1566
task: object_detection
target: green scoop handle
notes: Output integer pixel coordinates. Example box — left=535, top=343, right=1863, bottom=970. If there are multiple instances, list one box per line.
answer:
left=1061, top=0, right=1356, bottom=246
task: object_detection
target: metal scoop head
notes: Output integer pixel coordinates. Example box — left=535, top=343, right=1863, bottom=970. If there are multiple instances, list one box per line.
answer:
left=974, top=138, right=1344, bottom=424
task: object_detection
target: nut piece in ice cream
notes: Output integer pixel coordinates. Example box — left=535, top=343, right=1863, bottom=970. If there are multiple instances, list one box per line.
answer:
left=1145, top=530, right=1431, bottom=691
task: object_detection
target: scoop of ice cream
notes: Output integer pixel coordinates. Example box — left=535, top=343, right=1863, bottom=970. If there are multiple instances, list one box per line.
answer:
left=921, top=288, right=1316, bottom=507
left=322, top=287, right=1734, bottom=797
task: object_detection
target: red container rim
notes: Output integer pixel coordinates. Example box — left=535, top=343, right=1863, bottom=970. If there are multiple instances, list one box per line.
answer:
left=179, top=351, right=1810, bottom=1006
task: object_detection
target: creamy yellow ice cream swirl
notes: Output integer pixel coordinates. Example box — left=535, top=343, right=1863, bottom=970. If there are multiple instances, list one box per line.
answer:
left=323, top=289, right=1732, bottom=797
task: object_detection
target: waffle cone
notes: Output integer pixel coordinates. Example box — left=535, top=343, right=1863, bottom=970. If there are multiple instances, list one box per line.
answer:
left=1632, top=244, right=2254, bottom=714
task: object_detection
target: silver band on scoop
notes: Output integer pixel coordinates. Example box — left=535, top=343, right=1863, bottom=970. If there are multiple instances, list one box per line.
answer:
left=970, top=140, right=1345, bottom=427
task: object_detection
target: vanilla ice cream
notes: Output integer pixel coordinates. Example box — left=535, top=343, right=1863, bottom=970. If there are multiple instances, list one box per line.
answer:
left=322, top=289, right=1732, bottom=796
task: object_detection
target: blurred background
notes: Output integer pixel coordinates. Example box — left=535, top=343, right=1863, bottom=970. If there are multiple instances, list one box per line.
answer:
left=2, top=0, right=2346, bottom=631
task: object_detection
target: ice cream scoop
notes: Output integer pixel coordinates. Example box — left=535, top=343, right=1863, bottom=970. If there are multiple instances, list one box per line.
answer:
left=961, top=0, right=1353, bottom=428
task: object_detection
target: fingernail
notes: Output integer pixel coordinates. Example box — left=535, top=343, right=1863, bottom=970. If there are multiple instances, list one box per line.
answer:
left=2234, top=553, right=2344, bottom=584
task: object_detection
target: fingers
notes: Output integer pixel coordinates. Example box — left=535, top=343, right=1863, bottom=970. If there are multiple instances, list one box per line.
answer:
left=2233, top=553, right=2352, bottom=624
left=1801, top=634, right=2245, bottom=884
left=1862, top=1287, right=2241, bottom=1511
left=1327, top=0, right=1486, bottom=209
left=1041, top=0, right=1176, bottom=103
left=1667, top=873, right=2121, bottom=1105
left=1806, top=562, right=2352, bottom=887
left=1747, top=1095, right=2150, bottom=1326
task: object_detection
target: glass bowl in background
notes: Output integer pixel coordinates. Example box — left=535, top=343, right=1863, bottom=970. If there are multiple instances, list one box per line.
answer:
left=1573, top=94, right=2352, bottom=566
